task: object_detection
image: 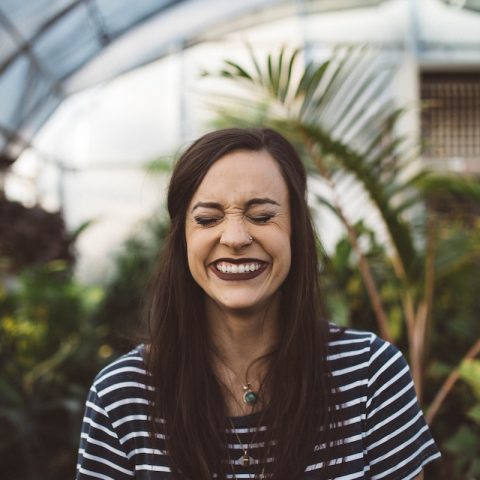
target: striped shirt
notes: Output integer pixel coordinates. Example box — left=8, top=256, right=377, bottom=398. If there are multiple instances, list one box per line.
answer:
left=76, top=328, right=440, bottom=479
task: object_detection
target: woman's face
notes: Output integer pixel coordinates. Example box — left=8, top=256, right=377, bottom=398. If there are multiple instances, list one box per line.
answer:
left=185, top=149, right=291, bottom=315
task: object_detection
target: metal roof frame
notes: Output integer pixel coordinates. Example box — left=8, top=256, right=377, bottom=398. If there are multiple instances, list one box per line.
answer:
left=0, top=0, right=423, bottom=163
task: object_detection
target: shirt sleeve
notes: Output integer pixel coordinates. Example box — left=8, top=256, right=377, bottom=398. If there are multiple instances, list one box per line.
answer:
left=365, top=336, right=441, bottom=480
left=76, top=384, right=134, bottom=480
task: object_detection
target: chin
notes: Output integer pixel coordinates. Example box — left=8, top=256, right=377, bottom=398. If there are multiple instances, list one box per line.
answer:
left=215, top=293, right=277, bottom=316
left=219, top=300, right=260, bottom=314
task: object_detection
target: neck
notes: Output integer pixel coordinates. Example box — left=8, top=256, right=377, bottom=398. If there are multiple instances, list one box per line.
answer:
left=207, top=298, right=279, bottom=368
left=206, top=297, right=280, bottom=415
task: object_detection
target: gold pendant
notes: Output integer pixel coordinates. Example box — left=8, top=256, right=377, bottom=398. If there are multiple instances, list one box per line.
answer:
left=238, top=453, right=254, bottom=467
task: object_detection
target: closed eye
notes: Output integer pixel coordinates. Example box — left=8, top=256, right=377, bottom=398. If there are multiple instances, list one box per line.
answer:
left=194, top=216, right=220, bottom=226
left=248, top=214, right=274, bottom=224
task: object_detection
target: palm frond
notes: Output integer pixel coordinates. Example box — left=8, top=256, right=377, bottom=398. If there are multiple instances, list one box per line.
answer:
left=415, top=174, right=480, bottom=203
left=205, top=46, right=424, bottom=278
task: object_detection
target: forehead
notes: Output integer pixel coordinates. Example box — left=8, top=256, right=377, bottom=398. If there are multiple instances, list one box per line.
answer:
left=190, top=149, right=288, bottom=204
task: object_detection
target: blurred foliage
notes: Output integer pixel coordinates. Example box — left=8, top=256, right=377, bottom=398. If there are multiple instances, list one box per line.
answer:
left=322, top=217, right=480, bottom=480
left=0, top=197, right=78, bottom=273
left=442, top=359, right=480, bottom=478
left=320, top=220, right=405, bottom=340
left=92, top=215, right=169, bottom=351
left=0, top=262, right=107, bottom=479
left=0, top=214, right=169, bottom=479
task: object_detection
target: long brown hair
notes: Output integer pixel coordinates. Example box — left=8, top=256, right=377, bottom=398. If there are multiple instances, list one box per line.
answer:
left=146, top=128, right=336, bottom=479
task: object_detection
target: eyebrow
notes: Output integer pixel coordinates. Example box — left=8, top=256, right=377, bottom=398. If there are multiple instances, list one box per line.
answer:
left=191, top=197, right=280, bottom=212
left=246, top=197, right=280, bottom=208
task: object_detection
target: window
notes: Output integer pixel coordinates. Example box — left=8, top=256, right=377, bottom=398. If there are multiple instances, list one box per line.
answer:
left=421, top=72, right=480, bottom=173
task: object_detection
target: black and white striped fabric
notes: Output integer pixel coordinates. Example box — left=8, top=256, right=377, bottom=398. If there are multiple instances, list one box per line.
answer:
left=76, top=328, right=440, bottom=479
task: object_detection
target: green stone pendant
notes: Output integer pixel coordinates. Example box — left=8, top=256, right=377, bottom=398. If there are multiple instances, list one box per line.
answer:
left=242, top=384, right=258, bottom=405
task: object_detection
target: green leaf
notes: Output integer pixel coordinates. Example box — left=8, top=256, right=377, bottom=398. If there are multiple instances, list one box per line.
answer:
left=246, top=42, right=264, bottom=85
left=443, top=425, right=479, bottom=457
left=326, top=293, right=350, bottom=327
left=279, top=48, right=300, bottom=102
left=468, top=457, right=480, bottom=477
left=416, top=174, right=480, bottom=202
left=298, top=61, right=331, bottom=119
left=0, top=378, right=23, bottom=406
left=68, top=219, right=95, bottom=243
left=467, top=404, right=480, bottom=425
left=459, top=359, right=480, bottom=400
left=224, top=60, right=253, bottom=81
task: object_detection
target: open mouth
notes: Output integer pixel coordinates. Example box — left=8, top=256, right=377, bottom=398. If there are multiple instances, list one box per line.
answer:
left=210, top=259, right=268, bottom=280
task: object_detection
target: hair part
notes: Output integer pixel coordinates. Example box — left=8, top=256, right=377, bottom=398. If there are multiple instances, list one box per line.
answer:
left=146, top=128, right=337, bottom=479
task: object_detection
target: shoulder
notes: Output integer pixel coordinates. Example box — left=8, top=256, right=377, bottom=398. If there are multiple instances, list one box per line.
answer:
left=91, top=345, right=152, bottom=409
left=77, top=346, right=153, bottom=478
left=327, top=324, right=401, bottom=364
left=327, top=324, right=409, bottom=388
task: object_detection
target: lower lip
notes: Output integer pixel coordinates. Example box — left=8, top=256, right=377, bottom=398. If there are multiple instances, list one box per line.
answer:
left=210, top=263, right=268, bottom=281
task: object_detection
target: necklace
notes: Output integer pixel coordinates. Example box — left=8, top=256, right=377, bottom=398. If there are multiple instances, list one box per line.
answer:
left=216, top=361, right=268, bottom=477
left=227, top=379, right=267, bottom=478
left=227, top=414, right=267, bottom=479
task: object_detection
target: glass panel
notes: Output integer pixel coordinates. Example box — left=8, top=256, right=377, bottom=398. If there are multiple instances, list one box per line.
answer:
left=21, top=93, right=62, bottom=140
left=0, top=0, right=76, bottom=40
left=32, top=3, right=101, bottom=79
left=96, top=0, right=173, bottom=36
left=0, top=24, right=17, bottom=64
left=0, top=53, right=54, bottom=133
left=19, top=69, right=53, bottom=127
left=0, top=55, right=29, bottom=129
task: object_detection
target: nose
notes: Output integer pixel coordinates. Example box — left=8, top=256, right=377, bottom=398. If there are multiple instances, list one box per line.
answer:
left=219, top=218, right=252, bottom=249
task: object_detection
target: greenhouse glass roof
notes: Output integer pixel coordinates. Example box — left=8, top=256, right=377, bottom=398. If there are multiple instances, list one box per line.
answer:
left=0, top=0, right=416, bottom=163
left=0, top=0, right=295, bottom=162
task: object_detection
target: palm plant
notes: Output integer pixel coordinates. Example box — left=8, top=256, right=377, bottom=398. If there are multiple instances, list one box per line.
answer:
left=203, top=46, right=480, bottom=411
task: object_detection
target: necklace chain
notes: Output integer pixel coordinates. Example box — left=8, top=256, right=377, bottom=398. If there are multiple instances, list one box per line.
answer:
left=227, top=413, right=267, bottom=480
left=227, top=380, right=267, bottom=480
left=217, top=361, right=268, bottom=478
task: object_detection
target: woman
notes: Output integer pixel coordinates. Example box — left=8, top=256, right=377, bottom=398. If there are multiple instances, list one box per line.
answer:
left=77, top=128, right=440, bottom=479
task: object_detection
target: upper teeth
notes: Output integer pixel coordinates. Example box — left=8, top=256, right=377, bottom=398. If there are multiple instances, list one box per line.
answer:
left=215, top=262, right=263, bottom=274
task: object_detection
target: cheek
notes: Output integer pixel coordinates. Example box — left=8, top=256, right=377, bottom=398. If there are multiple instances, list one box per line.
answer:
left=185, top=229, right=210, bottom=277
left=185, top=227, right=199, bottom=274
left=272, top=234, right=291, bottom=278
